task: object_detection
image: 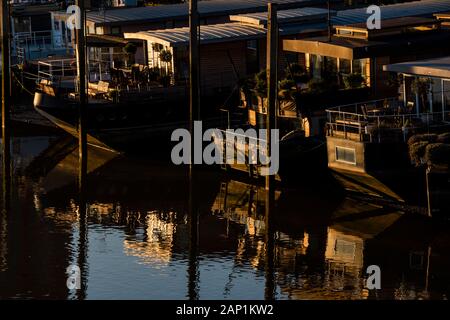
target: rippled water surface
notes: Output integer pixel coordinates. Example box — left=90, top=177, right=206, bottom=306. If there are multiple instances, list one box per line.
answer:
left=0, top=133, right=449, bottom=300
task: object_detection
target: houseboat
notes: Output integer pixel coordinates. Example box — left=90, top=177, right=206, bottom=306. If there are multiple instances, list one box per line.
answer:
left=325, top=55, right=450, bottom=215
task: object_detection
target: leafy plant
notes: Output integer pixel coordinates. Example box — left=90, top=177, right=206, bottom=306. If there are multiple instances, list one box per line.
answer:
left=411, top=78, right=433, bottom=111
left=159, top=49, right=172, bottom=63
left=123, top=42, right=137, bottom=55
left=343, top=73, right=365, bottom=89
left=409, top=141, right=429, bottom=166
left=254, top=70, right=267, bottom=97
left=278, top=79, right=295, bottom=100
left=407, top=133, right=438, bottom=146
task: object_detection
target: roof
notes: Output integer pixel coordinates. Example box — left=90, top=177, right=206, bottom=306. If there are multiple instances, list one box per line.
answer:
left=283, top=30, right=450, bottom=59
left=383, top=56, right=450, bottom=79
left=86, top=0, right=328, bottom=26
left=283, top=37, right=379, bottom=60
left=339, top=16, right=439, bottom=31
left=332, top=0, right=450, bottom=26
left=125, top=22, right=267, bottom=47
left=229, top=7, right=334, bottom=26
left=124, top=0, right=450, bottom=48
left=86, top=34, right=129, bottom=47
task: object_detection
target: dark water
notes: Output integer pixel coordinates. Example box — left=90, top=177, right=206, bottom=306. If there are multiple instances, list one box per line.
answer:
left=0, top=131, right=449, bottom=300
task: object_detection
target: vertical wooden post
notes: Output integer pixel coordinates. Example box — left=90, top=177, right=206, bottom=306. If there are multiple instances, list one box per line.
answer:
left=1, top=0, right=11, bottom=210
left=264, top=3, right=277, bottom=301
left=187, top=0, right=199, bottom=301
left=441, top=79, right=445, bottom=121
left=189, top=0, right=199, bottom=135
left=265, top=3, right=278, bottom=192
left=76, top=0, right=87, bottom=191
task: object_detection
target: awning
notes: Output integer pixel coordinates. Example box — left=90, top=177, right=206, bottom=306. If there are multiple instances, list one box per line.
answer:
left=383, top=56, right=450, bottom=79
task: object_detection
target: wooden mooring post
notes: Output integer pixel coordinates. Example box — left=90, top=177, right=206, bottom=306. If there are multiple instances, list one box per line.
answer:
left=264, top=2, right=278, bottom=300
left=76, top=0, right=88, bottom=191
left=1, top=0, right=11, bottom=210
left=187, top=0, right=200, bottom=301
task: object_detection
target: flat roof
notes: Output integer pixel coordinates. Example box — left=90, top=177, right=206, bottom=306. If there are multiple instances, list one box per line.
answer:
left=383, top=56, right=450, bottom=79
left=284, top=31, right=450, bottom=59
left=86, top=0, right=328, bottom=27
left=124, top=22, right=267, bottom=47
left=229, top=7, right=334, bottom=26
left=124, top=0, right=450, bottom=48
left=332, top=0, right=450, bottom=26
left=338, top=16, right=439, bottom=31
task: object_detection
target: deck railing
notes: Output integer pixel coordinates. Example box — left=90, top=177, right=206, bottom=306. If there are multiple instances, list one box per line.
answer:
left=37, top=58, right=77, bottom=84
left=326, top=98, right=450, bottom=143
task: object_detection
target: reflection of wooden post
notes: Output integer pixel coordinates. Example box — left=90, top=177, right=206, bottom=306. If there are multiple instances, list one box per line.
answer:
left=188, top=168, right=199, bottom=300
left=264, top=3, right=277, bottom=301
left=76, top=0, right=87, bottom=191
left=426, top=166, right=432, bottom=218
left=424, top=245, right=431, bottom=294
left=1, top=0, right=11, bottom=211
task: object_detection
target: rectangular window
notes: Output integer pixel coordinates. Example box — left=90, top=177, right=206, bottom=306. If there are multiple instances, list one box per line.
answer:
left=339, top=58, right=351, bottom=75
left=335, top=146, right=356, bottom=164
left=246, top=39, right=259, bottom=75
left=111, top=26, right=122, bottom=35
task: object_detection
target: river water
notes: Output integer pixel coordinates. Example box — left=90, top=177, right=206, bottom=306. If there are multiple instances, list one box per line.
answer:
left=0, top=130, right=449, bottom=300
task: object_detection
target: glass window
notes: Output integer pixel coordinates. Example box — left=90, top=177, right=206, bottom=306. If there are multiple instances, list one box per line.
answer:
left=336, top=146, right=356, bottom=164
left=246, top=40, right=259, bottom=75
left=339, top=58, right=351, bottom=75
left=111, top=26, right=122, bottom=35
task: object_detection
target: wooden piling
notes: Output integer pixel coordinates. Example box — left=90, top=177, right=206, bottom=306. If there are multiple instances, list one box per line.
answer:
left=265, top=3, right=277, bottom=193
left=1, top=0, right=11, bottom=210
left=76, top=0, right=87, bottom=190
left=264, top=3, right=277, bottom=300
left=189, top=0, right=200, bottom=139
left=187, top=0, right=200, bottom=300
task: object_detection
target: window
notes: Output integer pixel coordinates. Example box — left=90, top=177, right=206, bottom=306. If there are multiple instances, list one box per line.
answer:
left=95, top=26, right=104, bottom=35
left=335, top=146, right=356, bottom=164
left=111, top=26, right=122, bottom=35
left=246, top=39, right=259, bottom=75
left=339, top=58, right=351, bottom=75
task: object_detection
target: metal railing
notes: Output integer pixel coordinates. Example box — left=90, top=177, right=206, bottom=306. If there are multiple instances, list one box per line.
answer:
left=13, top=30, right=73, bottom=61
left=37, top=58, right=77, bottom=83
left=326, top=98, right=450, bottom=143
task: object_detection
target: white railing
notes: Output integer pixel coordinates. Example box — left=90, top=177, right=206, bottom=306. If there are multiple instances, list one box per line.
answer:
left=326, top=98, right=450, bottom=143
left=37, top=58, right=77, bottom=83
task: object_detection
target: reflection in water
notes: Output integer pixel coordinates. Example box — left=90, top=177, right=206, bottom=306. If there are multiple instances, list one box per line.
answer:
left=0, top=134, right=449, bottom=299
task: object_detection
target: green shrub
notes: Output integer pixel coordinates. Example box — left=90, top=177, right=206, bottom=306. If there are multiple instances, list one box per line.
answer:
left=343, top=73, right=365, bottom=89
left=123, top=42, right=137, bottom=55
left=409, top=141, right=429, bottom=166
left=407, top=133, right=438, bottom=146
left=425, top=143, right=450, bottom=166
left=254, top=70, right=267, bottom=97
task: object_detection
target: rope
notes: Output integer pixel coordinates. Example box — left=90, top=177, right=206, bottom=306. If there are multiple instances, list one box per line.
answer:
left=11, top=71, right=35, bottom=96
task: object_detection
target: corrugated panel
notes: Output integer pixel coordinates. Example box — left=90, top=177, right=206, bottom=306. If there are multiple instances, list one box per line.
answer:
left=126, top=22, right=266, bottom=46
left=230, top=7, right=332, bottom=25
left=87, top=0, right=321, bottom=25
left=125, top=0, right=450, bottom=46
left=333, top=0, right=450, bottom=26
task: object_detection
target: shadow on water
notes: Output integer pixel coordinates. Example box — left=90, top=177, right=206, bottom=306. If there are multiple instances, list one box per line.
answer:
left=0, top=131, right=450, bottom=299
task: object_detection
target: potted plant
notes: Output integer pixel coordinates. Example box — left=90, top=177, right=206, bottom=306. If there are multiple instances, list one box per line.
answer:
left=122, top=42, right=137, bottom=67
